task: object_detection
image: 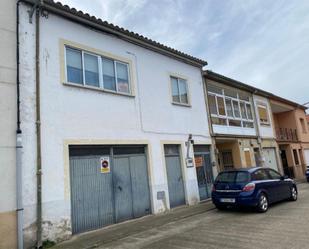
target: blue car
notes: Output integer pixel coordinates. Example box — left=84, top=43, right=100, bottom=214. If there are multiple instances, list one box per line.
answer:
left=212, top=167, right=297, bottom=212
left=306, top=166, right=309, bottom=182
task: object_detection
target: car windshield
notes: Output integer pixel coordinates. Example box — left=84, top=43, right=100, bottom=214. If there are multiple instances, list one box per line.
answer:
left=216, top=171, right=250, bottom=183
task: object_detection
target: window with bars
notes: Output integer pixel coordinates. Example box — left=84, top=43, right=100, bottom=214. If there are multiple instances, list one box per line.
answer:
left=65, top=46, right=131, bottom=94
left=207, top=84, right=254, bottom=128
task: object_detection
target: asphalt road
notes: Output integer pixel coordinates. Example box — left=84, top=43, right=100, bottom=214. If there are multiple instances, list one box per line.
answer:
left=100, top=183, right=309, bottom=249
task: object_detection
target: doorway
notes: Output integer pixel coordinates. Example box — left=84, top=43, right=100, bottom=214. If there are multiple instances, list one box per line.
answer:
left=194, top=145, right=213, bottom=200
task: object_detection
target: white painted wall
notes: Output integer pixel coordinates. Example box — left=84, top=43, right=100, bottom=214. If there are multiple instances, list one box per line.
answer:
left=213, top=125, right=256, bottom=136
left=253, top=94, right=275, bottom=139
left=0, top=0, right=16, bottom=214
left=19, top=5, right=211, bottom=245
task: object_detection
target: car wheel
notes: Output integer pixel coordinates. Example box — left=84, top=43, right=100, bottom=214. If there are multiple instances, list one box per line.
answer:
left=289, top=186, right=297, bottom=201
left=257, top=193, right=268, bottom=213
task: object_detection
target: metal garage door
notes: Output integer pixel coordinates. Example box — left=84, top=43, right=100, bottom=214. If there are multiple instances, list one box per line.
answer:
left=304, top=149, right=309, bottom=167
left=70, top=146, right=151, bottom=234
left=164, top=145, right=186, bottom=208
left=263, top=148, right=278, bottom=171
left=194, top=145, right=213, bottom=201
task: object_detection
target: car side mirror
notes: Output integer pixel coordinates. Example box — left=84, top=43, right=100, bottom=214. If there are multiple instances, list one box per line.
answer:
left=280, top=175, right=288, bottom=180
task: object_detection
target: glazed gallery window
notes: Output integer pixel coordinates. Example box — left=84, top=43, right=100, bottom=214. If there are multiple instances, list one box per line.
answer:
left=257, top=104, right=270, bottom=125
left=171, top=76, right=189, bottom=105
left=207, top=84, right=254, bottom=128
left=65, top=46, right=130, bottom=94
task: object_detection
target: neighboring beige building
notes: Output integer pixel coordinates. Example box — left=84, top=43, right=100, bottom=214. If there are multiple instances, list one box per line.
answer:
left=204, top=71, right=308, bottom=180
left=271, top=100, right=309, bottom=179
left=204, top=71, right=263, bottom=172
left=0, top=0, right=17, bottom=248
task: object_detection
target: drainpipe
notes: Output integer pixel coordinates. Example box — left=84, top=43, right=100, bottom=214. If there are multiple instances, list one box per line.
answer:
left=35, top=7, right=43, bottom=249
left=16, top=2, right=23, bottom=248
left=202, top=72, right=219, bottom=177
left=252, top=90, right=265, bottom=167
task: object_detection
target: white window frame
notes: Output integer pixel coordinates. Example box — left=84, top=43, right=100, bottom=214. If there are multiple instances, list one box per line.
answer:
left=64, top=46, right=131, bottom=95
left=257, top=104, right=270, bottom=126
left=171, top=76, right=190, bottom=106
left=208, top=87, right=254, bottom=128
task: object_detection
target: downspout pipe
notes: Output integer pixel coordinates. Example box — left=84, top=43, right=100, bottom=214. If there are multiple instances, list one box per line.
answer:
left=16, top=1, right=23, bottom=249
left=35, top=7, right=43, bottom=249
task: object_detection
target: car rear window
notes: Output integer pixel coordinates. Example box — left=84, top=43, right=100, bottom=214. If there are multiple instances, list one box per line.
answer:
left=216, top=171, right=250, bottom=183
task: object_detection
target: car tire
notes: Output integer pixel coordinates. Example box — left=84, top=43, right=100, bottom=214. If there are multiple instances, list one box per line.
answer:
left=215, top=204, right=227, bottom=211
left=289, top=186, right=297, bottom=201
left=256, top=193, right=268, bottom=213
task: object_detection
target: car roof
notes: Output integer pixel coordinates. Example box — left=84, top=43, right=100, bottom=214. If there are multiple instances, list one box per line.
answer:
left=220, top=167, right=262, bottom=174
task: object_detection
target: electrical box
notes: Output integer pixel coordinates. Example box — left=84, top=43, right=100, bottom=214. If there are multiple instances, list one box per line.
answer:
left=186, top=157, right=194, bottom=167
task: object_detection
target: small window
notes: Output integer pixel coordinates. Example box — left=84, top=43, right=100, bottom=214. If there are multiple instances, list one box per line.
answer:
left=116, top=62, right=130, bottom=93
left=293, top=149, right=299, bottom=165
left=102, top=57, right=116, bottom=91
left=208, top=94, right=217, bottom=115
left=228, top=119, right=241, bottom=127
left=240, top=102, right=247, bottom=119
left=225, top=98, right=233, bottom=117
left=300, top=118, right=307, bottom=133
left=164, top=145, right=180, bottom=155
left=66, top=48, right=83, bottom=84
left=171, top=77, right=189, bottom=105
left=84, top=53, right=99, bottom=87
left=246, top=103, right=253, bottom=120
left=211, top=117, right=227, bottom=126
left=232, top=100, right=241, bottom=118
left=217, top=96, right=226, bottom=115
left=258, top=105, right=269, bottom=125
left=243, top=121, right=254, bottom=128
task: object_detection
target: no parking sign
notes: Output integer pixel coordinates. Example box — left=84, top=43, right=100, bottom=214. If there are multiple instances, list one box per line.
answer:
left=100, top=156, right=110, bottom=173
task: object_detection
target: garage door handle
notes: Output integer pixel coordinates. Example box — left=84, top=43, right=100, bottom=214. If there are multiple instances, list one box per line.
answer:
left=118, top=186, right=122, bottom=191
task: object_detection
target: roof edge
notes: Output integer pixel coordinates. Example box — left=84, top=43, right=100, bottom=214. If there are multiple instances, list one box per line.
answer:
left=204, top=70, right=307, bottom=110
left=22, top=0, right=207, bottom=68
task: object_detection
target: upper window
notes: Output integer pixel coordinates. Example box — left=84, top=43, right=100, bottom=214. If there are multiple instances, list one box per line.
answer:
left=171, top=77, right=189, bottom=105
left=300, top=118, right=307, bottom=133
left=207, top=84, right=254, bottom=128
left=257, top=104, right=270, bottom=125
left=65, top=46, right=131, bottom=94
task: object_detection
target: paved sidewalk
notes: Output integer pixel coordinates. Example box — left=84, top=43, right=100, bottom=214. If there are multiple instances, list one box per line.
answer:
left=53, top=200, right=215, bottom=249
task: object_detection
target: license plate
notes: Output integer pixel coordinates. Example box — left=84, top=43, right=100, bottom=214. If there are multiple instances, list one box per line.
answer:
left=220, top=198, right=235, bottom=203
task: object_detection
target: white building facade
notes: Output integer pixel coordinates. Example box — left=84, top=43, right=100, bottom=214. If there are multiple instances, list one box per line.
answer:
left=253, top=94, right=282, bottom=173
left=18, top=2, right=212, bottom=247
left=0, top=0, right=18, bottom=248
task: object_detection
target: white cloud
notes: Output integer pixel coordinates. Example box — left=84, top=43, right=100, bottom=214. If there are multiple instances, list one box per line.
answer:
left=59, top=0, right=309, bottom=107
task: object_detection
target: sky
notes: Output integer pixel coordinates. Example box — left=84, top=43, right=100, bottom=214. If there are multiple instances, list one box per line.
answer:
left=59, top=0, right=309, bottom=107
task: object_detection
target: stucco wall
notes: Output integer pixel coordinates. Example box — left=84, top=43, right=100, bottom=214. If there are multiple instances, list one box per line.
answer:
left=253, top=94, right=275, bottom=139
left=0, top=0, right=17, bottom=248
left=19, top=5, right=211, bottom=245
